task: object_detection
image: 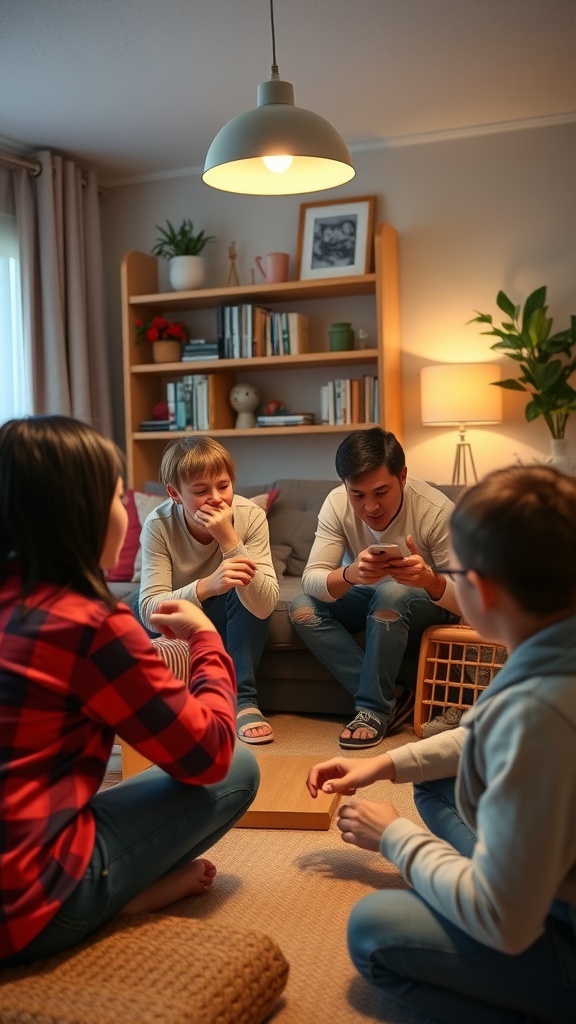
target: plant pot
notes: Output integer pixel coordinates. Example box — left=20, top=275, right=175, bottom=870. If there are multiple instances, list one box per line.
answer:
left=152, top=340, right=181, bottom=363
left=328, top=322, right=354, bottom=351
left=546, top=438, right=576, bottom=475
left=169, top=255, right=205, bottom=291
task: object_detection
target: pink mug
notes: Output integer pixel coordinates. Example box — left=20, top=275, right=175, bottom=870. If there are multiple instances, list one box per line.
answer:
left=255, top=252, right=290, bottom=284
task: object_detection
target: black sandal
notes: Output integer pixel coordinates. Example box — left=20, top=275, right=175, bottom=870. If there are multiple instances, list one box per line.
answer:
left=339, top=708, right=386, bottom=749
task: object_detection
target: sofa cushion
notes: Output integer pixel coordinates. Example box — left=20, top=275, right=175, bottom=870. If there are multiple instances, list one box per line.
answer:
left=106, top=489, right=165, bottom=583
left=266, top=479, right=339, bottom=575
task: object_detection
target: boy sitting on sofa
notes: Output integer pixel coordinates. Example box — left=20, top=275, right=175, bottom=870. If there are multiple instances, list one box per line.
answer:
left=290, top=427, right=461, bottom=748
left=139, top=437, right=279, bottom=744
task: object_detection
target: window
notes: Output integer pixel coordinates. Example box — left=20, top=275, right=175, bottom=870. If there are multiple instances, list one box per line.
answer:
left=0, top=213, right=31, bottom=422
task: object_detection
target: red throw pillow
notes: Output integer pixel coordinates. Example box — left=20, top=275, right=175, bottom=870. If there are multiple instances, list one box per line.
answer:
left=106, top=490, right=140, bottom=582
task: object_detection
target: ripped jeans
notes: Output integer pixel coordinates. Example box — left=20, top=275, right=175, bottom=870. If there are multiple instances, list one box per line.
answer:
left=289, top=580, right=459, bottom=715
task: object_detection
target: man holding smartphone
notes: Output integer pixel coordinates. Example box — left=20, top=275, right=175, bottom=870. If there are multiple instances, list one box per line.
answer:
left=289, top=428, right=461, bottom=748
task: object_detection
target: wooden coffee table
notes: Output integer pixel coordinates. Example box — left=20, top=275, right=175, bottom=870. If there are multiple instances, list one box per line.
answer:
left=235, top=752, right=341, bottom=830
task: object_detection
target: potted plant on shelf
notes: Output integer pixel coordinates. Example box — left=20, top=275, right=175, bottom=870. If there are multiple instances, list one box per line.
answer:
left=151, top=218, right=216, bottom=291
left=469, top=285, right=576, bottom=471
left=135, top=316, right=189, bottom=363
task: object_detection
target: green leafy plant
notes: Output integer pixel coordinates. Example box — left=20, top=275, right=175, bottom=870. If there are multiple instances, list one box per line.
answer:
left=151, top=218, right=216, bottom=258
left=469, top=286, right=576, bottom=439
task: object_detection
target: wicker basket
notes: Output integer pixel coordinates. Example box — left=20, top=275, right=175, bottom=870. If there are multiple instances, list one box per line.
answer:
left=414, top=624, right=507, bottom=737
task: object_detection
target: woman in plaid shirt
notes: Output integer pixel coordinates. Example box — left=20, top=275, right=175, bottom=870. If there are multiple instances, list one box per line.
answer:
left=0, top=415, right=259, bottom=964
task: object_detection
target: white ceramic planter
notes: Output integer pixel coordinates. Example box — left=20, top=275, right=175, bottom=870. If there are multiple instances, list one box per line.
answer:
left=168, top=255, right=205, bottom=291
left=546, top=437, right=576, bottom=475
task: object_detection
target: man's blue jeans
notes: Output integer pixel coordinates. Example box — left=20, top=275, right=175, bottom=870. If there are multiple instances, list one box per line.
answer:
left=8, top=744, right=259, bottom=964
left=290, top=580, right=459, bottom=715
left=204, top=591, right=270, bottom=711
left=347, top=777, right=576, bottom=1023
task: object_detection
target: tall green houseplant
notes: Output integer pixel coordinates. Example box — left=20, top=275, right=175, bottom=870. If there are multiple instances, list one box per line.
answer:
left=469, top=286, right=576, bottom=439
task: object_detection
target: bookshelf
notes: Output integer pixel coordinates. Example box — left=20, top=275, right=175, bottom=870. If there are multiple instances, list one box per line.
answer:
left=121, top=222, right=402, bottom=489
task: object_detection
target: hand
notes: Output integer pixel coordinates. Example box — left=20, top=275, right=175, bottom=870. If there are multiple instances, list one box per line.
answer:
left=199, top=556, right=257, bottom=599
left=307, top=753, right=395, bottom=798
left=192, top=500, right=236, bottom=548
left=351, top=545, right=407, bottom=585
left=385, top=535, right=442, bottom=592
left=337, top=799, right=400, bottom=852
left=149, top=599, right=216, bottom=640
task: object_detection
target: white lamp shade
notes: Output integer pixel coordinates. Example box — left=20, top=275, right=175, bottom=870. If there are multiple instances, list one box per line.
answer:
left=203, top=79, right=355, bottom=196
left=420, top=363, right=503, bottom=425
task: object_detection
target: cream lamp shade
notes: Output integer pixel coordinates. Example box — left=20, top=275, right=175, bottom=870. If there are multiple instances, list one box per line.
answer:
left=420, top=363, right=503, bottom=484
left=420, top=363, right=503, bottom=426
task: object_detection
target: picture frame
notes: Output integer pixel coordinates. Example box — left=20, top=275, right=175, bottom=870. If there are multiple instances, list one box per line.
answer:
left=296, top=195, right=376, bottom=280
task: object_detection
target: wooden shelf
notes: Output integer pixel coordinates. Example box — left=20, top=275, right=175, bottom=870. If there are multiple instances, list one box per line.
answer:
left=121, top=224, right=403, bottom=490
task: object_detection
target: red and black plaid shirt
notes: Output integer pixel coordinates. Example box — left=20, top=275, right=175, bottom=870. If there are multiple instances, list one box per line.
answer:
left=0, top=567, right=236, bottom=959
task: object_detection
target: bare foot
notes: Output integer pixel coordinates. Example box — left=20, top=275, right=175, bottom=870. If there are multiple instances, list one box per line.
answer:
left=122, top=858, right=217, bottom=915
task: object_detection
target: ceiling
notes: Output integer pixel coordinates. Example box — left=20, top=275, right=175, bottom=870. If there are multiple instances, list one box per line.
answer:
left=1, top=0, right=575, bottom=184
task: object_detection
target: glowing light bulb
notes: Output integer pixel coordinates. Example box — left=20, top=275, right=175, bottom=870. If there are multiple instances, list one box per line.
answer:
left=262, top=154, right=293, bottom=173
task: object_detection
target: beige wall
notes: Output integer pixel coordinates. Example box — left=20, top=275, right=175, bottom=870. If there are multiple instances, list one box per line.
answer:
left=101, top=120, right=576, bottom=485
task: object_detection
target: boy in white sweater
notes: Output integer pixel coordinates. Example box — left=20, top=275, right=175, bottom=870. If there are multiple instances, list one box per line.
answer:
left=307, top=465, right=576, bottom=1023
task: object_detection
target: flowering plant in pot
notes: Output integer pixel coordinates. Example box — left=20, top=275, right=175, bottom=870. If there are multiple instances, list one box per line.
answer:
left=135, top=316, right=189, bottom=363
left=469, top=286, right=576, bottom=441
left=151, top=218, right=216, bottom=291
left=134, top=316, right=189, bottom=345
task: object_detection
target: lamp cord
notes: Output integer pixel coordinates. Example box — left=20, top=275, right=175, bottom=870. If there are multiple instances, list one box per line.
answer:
left=269, top=0, right=279, bottom=77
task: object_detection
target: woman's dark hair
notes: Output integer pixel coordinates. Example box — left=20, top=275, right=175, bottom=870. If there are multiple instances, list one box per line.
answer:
left=335, top=427, right=405, bottom=482
left=0, top=416, right=124, bottom=606
left=451, top=465, right=576, bottom=615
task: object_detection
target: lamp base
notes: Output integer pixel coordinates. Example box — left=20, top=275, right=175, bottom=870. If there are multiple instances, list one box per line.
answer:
left=451, top=435, right=478, bottom=486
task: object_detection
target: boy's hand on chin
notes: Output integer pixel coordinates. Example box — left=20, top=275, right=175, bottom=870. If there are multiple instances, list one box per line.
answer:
left=337, top=799, right=399, bottom=851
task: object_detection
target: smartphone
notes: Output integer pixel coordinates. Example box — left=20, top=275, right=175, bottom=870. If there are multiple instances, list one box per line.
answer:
left=368, top=543, right=404, bottom=559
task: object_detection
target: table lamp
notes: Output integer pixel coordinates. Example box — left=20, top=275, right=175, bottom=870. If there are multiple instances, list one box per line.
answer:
left=420, top=363, right=503, bottom=484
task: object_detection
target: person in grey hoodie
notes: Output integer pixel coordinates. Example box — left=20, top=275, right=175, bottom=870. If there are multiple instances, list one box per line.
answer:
left=307, top=464, right=576, bottom=1024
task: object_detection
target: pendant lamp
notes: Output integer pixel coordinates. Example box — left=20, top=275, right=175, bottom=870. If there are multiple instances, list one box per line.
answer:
left=202, top=0, right=355, bottom=196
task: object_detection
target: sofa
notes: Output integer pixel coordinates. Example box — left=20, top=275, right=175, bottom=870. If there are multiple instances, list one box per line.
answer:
left=108, top=477, right=463, bottom=716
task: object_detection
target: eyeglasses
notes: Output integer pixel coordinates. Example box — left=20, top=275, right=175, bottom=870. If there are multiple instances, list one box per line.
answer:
left=435, top=568, right=470, bottom=576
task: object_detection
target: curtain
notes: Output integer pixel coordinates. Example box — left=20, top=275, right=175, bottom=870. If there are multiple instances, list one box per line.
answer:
left=12, top=150, right=113, bottom=435
left=0, top=166, right=30, bottom=422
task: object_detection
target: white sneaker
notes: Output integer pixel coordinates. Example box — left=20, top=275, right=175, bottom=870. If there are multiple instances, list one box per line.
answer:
left=421, top=707, right=462, bottom=738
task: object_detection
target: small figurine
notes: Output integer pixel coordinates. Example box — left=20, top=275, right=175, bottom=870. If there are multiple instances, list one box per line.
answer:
left=229, top=382, right=260, bottom=429
left=227, top=241, right=240, bottom=287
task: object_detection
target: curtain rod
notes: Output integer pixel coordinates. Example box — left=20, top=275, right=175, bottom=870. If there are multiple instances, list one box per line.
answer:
left=0, top=149, right=104, bottom=194
left=0, top=150, right=42, bottom=175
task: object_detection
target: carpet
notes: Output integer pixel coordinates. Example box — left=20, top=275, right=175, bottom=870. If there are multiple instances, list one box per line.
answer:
left=161, top=713, right=437, bottom=1024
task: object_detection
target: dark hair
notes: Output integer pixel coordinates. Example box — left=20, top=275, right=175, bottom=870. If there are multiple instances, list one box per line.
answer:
left=0, top=416, right=124, bottom=606
left=335, top=427, right=405, bottom=482
left=160, top=436, right=235, bottom=490
left=450, top=465, right=576, bottom=615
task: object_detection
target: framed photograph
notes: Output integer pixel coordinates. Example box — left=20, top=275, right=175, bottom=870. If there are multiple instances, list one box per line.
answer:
left=296, top=195, right=376, bottom=280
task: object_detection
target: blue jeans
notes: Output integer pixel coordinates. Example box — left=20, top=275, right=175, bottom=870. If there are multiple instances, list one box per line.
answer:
left=8, top=744, right=259, bottom=965
left=203, top=591, right=270, bottom=711
left=347, top=777, right=576, bottom=1023
left=290, top=581, right=459, bottom=715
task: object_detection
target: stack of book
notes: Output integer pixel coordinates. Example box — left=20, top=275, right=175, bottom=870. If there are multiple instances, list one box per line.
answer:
left=138, top=419, right=172, bottom=432
left=256, top=412, right=315, bottom=428
left=217, top=305, right=309, bottom=359
left=181, top=339, right=220, bottom=361
left=166, top=377, right=210, bottom=430
left=320, top=376, right=379, bottom=425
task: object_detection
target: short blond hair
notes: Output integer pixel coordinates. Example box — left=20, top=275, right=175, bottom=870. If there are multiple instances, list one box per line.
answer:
left=160, top=436, right=236, bottom=490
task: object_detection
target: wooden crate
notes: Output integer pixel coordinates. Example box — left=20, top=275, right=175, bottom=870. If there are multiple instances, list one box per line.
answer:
left=414, top=624, right=507, bottom=737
